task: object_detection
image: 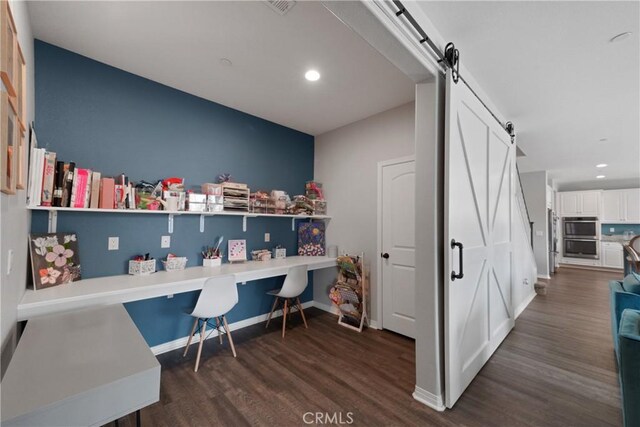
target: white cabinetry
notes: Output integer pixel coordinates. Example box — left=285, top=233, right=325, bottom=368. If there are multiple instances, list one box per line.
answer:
left=601, top=242, right=624, bottom=269
left=559, top=191, right=601, bottom=217
left=601, top=188, right=640, bottom=223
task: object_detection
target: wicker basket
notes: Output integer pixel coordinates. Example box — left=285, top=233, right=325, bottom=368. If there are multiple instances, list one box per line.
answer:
left=128, top=259, right=156, bottom=276
left=162, top=257, right=188, bottom=272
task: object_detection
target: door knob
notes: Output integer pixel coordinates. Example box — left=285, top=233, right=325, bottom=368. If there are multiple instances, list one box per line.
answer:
left=381, top=252, right=390, bottom=259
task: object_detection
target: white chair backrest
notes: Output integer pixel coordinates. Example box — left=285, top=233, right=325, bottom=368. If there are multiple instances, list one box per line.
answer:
left=278, top=265, right=308, bottom=298
left=191, top=275, right=238, bottom=319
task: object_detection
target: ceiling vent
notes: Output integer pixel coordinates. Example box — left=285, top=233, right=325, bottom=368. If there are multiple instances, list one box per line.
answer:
left=264, top=0, right=296, bottom=16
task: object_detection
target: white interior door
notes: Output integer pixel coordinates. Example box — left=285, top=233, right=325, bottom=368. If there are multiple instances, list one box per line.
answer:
left=381, top=158, right=416, bottom=338
left=444, top=71, right=515, bottom=407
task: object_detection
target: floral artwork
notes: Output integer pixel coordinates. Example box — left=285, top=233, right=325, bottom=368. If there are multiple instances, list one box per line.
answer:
left=297, top=222, right=326, bottom=256
left=29, top=233, right=81, bottom=290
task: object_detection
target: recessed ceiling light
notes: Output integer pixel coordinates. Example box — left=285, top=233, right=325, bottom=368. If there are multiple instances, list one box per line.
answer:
left=599, top=138, right=609, bottom=142
left=610, top=32, right=633, bottom=43
left=596, top=163, right=608, bottom=168
left=305, top=70, right=320, bottom=82
left=596, top=175, right=606, bottom=179
left=219, top=58, right=232, bottom=67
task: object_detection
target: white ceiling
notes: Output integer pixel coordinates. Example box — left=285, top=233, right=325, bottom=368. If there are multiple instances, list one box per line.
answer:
left=27, top=1, right=415, bottom=136
left=418, top=1, right=640, bottom=190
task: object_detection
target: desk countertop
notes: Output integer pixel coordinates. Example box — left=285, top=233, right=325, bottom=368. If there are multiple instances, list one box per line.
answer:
left=2, top=304, right=160, bottom=426
left=17, top=256, right=337, bottom=321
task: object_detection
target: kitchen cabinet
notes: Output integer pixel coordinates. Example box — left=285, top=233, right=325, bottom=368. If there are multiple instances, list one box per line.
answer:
left=559, top=191, right=601, bottom=217
left=601, top=241, right=624, bottom=269
left=601, top=188, right=640, bottom=223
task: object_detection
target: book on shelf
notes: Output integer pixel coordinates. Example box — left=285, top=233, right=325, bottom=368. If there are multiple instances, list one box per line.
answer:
left=89, top=171, right=101, bottom=209
left=52, top=161, right=65, bottom=207
left=26, top=147, right=44, bottom=206
left=99, top=177, right=115, bottom=209
left=61, top=162, right=75, bottom=208
left=70, top=168, right=91, bottom=208
left=40, top=151, right=57, bottom=206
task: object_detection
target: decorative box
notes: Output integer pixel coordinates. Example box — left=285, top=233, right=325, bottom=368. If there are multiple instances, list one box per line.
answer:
left=312, top=200, right=327, bottom=215
left=203, top=258, right=222, bottom=267
left=128, top=259, right=156, bottom=276
left=162, top=257, right=188, bottom=271
left=163, top=190, right=186, bottom=210
left=201, top=183, right=222, bottom=195
left=251, top=250, right=272, bottom=261
left=273, top=248, right=286, bottom=259
left=206, top=195, right=224, bottom=212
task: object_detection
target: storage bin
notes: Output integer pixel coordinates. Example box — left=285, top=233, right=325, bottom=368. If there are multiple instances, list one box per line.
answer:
left=162, top=257, right=188, bottom=271
left=128, top=259, right=156, bottom=276
left=203, top=258, right=222, bottom=267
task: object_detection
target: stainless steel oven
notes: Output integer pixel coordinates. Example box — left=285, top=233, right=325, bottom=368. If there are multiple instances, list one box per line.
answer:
left=563, top=238, right=599, bottom=259
left=563, top=217, right=599, bottom=239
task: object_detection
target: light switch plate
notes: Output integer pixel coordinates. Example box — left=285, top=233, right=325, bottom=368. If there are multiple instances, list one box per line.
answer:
left=161, top=235, right=171, bottom=248
left=264, top=233, right=270, bottom=242
left=535, top=230, right=543, bottom=237
left=7, top=249, right=13, bottom=275
left=108, top=237, right=119, bottom=251
left=610, top=227, right=615, bottom=233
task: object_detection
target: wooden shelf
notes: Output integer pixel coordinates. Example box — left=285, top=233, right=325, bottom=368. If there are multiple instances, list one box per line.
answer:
left=27, top=205, right=331, bottom=233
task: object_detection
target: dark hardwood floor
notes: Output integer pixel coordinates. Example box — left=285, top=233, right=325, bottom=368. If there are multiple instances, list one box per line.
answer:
left=112, top=267, right=622, bottom=426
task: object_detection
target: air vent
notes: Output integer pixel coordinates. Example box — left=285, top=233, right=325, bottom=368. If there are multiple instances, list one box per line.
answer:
left=264, top=0, right=296, bottom=16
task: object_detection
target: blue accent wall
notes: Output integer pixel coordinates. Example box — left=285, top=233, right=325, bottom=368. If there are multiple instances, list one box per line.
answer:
left=32, top=40, right=315, bottom=347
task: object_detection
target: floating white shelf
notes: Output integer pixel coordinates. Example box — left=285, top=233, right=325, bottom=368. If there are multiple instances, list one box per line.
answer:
left=27, top=206, right=331, bottom=233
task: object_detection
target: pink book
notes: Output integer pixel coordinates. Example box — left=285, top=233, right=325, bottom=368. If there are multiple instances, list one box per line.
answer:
left=71, top=168, right=90, bottom=208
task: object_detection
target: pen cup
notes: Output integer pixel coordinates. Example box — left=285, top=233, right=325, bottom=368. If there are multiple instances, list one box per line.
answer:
left=203, top=258, right=222, bottom=267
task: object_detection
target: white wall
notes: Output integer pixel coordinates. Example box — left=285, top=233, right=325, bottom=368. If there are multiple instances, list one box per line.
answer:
left=312, top=102, right=415, bottom=323
left=1, top=0, right=34, bottom=377
left=520, top=171, right=549, bottom=278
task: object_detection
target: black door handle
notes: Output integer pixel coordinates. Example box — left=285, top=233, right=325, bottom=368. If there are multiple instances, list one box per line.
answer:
left=381, top=252, right=390, bottom=259
left=451, top=239, right=464, bottom=281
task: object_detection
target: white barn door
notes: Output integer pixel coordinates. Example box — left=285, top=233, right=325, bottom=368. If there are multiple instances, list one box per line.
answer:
left=444, top=71, right=515, bottom=407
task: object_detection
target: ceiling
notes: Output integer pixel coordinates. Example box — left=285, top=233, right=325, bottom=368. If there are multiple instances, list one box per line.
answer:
left=27, top=1, right=415, bottom=136
left=419, top=1, right=639, bottom=190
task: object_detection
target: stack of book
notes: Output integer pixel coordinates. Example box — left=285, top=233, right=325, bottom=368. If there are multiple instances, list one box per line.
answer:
left=27, top=149, right=134, bottom=210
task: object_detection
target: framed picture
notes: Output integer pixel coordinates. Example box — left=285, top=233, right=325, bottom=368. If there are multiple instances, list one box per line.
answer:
left=0, top=0, right=17, bottom=97
left=1, top=92, right=17, bottom=194
left=29, top=232, right=82, bottom=290
left=228, top=239, right=247, bottom=263
left=298, top=222, right=326, bottom=256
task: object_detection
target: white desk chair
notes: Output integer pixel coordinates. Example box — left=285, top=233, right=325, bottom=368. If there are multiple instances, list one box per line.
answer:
left=183, top=275, right=238, bottom=372
left=265, top=265, right=309, bottom=338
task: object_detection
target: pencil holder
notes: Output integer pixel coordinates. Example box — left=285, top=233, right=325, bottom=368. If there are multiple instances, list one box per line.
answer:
left=203, top=258, right=222, bottom=267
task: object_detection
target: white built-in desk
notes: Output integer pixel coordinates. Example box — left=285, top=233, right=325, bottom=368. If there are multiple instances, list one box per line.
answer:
left=17, top=256, right=337, bottom=321
left=1, top=304, right=160, bottom=426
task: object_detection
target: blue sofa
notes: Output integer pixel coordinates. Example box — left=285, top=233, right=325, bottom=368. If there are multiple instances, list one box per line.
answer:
left=609, top=275, right=640, bottom=359
left=619, top=309, right=640, bottom=427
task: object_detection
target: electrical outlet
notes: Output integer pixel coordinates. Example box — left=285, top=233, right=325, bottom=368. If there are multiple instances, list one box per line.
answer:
left=264, top=233, right=270, bottom=242
left=108, top=237, right=119, bottom=251
left=610, top=227, right=615, bottom=233
left=161, top=235, right=171, bottom=248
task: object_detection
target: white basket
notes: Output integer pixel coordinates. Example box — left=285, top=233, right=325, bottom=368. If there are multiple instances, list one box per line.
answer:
left=128, top=259, right=156, bottom=276
left=162, top=257, right=188, bottom=272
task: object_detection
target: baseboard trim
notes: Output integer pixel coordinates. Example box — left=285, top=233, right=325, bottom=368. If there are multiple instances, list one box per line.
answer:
left=313, top=301, right=340, bottom=316
left=537, top=274, right=551, bottom=280
left=150, top=301, right=314, bottom=355
left=412, top=385, right=445, bottom=412
left=515, top=291, right=536, bottom=319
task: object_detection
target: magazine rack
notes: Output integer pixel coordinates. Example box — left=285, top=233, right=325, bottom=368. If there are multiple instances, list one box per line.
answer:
left=330, top=253, right=368, bottom=332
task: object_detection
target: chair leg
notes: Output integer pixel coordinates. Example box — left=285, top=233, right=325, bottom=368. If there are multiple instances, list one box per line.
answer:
left=194, top=319, right=207, bottom=372
left=266, top=297, right=279, bottom=329
left=183, top=317, right=199, bottom=357
left=282, top=299, right=288, bottom=338
left=222, top=315, right=237, bottom=358
left=215, top=317, right=223, bottom=344
left=296, top=297, right=308, bottom=329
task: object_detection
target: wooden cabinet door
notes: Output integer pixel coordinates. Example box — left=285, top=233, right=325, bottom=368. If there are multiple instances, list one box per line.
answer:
left=624, top=189, right=640, bottom=222
left=602, top=191, right=624, bottom=222
left=602, top=243, right=624, bottom=269
left=560, top=192, right=579, bottom=216
left=580, top=191, right=600, bottom=216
